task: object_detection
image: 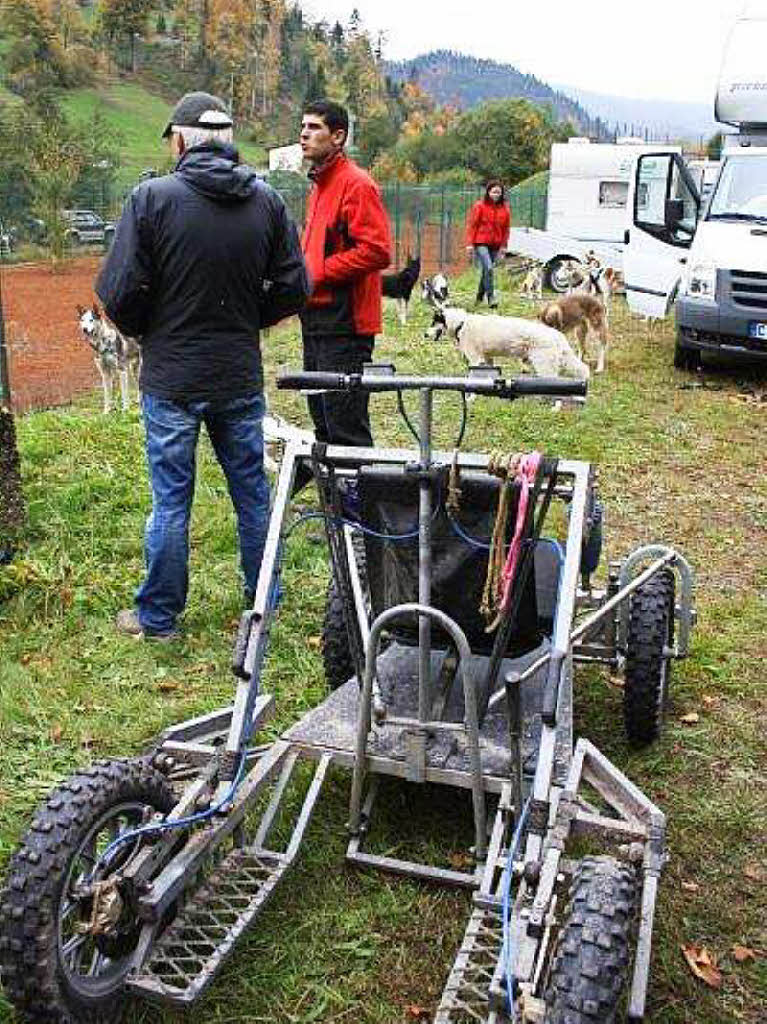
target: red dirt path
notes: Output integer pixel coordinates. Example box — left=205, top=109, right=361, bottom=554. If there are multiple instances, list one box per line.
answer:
left=2, top=257, right=103, bottom=414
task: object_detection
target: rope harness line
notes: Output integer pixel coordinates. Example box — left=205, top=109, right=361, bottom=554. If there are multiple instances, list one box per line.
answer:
left=480, top=451, right=542, bottom=630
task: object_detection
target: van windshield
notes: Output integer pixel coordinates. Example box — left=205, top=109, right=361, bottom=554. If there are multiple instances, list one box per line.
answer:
left=708, top=155, right=767, bottom=221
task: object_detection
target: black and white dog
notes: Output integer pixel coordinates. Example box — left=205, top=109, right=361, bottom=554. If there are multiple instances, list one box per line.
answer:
left=76, top=304, right=141, bottom=413
left=382, top=255, right=421, bottom=325
left=421, top=272, right=450, bottom=310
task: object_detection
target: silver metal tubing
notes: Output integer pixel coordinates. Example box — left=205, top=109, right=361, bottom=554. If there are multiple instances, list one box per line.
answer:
left=486, top=549, right=679, bottom=714
left=348, top=602, right=488, bottom=861
left=225, top=442, right=302, bottom=767
left=618, top=544, right=696, bottom=656
left=572, top=550, right=677, bottom=645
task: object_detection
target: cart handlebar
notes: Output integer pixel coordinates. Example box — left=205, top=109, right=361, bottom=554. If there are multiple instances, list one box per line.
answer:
left=277, top=369, right=587, bottom=400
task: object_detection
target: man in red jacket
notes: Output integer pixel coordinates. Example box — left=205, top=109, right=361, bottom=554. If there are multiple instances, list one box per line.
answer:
left=466, top=180, right=511, bottom=308
left=297, top=99, right=391, bottom=490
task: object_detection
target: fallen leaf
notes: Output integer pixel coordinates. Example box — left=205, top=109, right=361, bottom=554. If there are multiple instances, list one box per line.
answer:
left=405, top=1007, right=429, bottom=1021
left=50, top=723, right=63, bottom=743
left=732, top=944, right=756, bottom=963
left=307, top=636, right=322, bottom=649
left=681, top=944, right=722, bottom=989
left=680, top=712, right=700, bottom=725
left=743, top=864, right=763, bottom=883
left=701, top=695, right=717, bottom=709
left=158, top=680, right=180, bottom=693
left=681, top=880, right=699, bottom=893
left=448, top=852, right=473, bottom=870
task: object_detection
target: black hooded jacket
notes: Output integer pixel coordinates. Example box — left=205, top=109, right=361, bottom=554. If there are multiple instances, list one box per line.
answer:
left=96, top=143, right=309, bottom=402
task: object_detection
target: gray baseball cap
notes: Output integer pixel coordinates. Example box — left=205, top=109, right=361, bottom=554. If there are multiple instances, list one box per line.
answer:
left=162, top=91, right=233, bottom=139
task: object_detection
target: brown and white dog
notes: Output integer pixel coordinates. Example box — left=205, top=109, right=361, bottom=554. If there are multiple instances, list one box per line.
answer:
left=76, top=303, right=141, bottom=412
left=519, top=262, right=544, bottom=302
left=568, top=252, right=617, bottom=313
left=539, top=293, right=609, bottom=374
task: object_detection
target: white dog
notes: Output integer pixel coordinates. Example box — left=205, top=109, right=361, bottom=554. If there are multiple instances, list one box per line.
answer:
left=76, top=303, right=140, bottom=413
left=421, top=273, right=450, bottom=309
left=425, top=307, right=589, bottom=381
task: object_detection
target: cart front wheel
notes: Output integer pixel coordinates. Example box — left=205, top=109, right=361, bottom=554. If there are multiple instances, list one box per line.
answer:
left=0, top=758, right=174, bottom=1023
left=543, top=856, right=637, bottom=1024
left=624, top=568, right=675, bottom=746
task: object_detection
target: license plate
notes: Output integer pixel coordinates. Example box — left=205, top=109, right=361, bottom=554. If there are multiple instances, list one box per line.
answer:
left=748, top=321, right=767, bottom=340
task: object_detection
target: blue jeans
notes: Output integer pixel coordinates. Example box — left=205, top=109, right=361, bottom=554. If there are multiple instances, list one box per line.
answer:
left=136, top=392, right=269, bottom=635
left=475, top=245, right=499, bottom=301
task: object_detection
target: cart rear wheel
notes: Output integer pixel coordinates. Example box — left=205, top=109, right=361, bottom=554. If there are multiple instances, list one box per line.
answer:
left=0, top=758, right=174, bottom=1023
left=543, top=856, right=637, bottom=1024
left=624, top=569, right=675, bottom=746
left=322, top=535, right=367, bottom=690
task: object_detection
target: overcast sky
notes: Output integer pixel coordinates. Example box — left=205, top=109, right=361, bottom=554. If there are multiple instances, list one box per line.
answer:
left=301, top=0, right=739, bottom=105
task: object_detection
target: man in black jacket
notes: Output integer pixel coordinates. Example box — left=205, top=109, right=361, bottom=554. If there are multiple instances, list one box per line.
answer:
left=97, top=91, right=308, bottom=639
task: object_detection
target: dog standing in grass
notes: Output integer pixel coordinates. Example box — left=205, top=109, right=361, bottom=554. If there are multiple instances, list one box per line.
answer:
left=539, top=293, right=609, bottom=374
left=76, top=303, right=141, bottom=413
left=519, top=262, right=544, bottom=302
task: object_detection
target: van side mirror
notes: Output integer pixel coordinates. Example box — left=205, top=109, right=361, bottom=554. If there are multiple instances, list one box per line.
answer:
left=666, top=198, right=685, bottom=227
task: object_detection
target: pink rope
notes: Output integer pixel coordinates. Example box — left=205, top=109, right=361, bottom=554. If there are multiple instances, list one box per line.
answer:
left=498, top=451, right=541, bottom=613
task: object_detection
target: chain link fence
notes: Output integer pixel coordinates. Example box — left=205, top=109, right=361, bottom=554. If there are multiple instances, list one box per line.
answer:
left=0, top=175, right=548, bottom=274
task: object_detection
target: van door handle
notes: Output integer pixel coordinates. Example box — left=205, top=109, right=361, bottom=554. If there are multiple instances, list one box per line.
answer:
left=679, top=257, right=687, bottom=264
left=624, top=229, right=630, bottom=244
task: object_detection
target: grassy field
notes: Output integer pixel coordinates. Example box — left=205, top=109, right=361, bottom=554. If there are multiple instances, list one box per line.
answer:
left=0, top=275, right=765, bottom=1024
left=61, top=82, right=268, bottom=191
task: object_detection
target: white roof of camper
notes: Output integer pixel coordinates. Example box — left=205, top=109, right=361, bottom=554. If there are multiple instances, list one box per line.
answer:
left=716, top=4, right=767, bottom=126
left=550, top=142, right=680, bottom=179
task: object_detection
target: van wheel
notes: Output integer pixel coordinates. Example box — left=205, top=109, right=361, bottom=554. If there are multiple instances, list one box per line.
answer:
left=546, top=258, right=575, bottom=294
left=673, top=335, right=701, bottom=370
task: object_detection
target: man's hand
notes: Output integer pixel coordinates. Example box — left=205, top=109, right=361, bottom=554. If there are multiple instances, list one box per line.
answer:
left=466, top=246, right=474, bottom=257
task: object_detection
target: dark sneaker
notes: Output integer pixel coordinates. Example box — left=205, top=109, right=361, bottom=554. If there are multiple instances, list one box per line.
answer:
left=116, top=609, right=180, bottom=641
left=488, top=297, right=498, bottom=309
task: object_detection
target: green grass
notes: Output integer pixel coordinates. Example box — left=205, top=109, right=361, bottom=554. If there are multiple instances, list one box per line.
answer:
left=60, top=82, right=267, bottom=191
left=1, top=278, right=766, bottom=1023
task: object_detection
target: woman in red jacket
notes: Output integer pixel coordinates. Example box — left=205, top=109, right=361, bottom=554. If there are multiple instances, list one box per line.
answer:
left=466, top=180, right=511, bottom=308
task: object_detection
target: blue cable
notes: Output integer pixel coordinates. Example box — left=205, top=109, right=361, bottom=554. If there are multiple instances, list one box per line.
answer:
left=502, top=797, right=531, bottom=1018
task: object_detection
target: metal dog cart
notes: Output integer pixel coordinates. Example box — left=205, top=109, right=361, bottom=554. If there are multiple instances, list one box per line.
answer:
left=0, top=367, right=695, bottom=1024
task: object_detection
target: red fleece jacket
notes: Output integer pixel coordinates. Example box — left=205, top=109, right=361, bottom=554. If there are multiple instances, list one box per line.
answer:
left=301, top=153, right=391, bottom=336
left=466, top=198, right=511, bottom=248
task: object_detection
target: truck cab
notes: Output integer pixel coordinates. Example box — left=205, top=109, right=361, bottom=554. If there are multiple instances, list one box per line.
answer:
left=623, top=3, right=767, bottom=367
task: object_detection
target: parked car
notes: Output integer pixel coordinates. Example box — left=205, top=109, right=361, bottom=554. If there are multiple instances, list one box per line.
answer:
left=7, top=214, right=47, bottom=246
left=62, top=209, right=115, bottom=247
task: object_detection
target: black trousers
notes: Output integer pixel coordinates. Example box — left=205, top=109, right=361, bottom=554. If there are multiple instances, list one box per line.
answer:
left=294, top=332, right=374, bottom=494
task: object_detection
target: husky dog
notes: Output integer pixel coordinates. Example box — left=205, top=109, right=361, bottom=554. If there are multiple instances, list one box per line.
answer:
left=76, top=303, right=141, bottom=413
left=425, top=306, right=589, bottom=381
left=539, top=293, right=610, bottom=374
left=421, top=272, right=450, bottom=309
left=382, top=255, right=421, bottom=325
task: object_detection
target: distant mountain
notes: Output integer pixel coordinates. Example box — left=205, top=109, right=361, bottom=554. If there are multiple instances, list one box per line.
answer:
left=383, top=51, right=610, bottom=138
left=555, top=84, right=718, bottom=143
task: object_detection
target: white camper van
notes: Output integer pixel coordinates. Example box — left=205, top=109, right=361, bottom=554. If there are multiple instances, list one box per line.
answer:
left=623, top=2, right=767, bottom=367
left=507, top=139, right=680, bottom=290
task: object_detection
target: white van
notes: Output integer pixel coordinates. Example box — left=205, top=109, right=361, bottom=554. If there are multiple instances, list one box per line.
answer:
left=623, top=2, right=767, bottom=367
left=508, top=139, right=679, bottom=290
